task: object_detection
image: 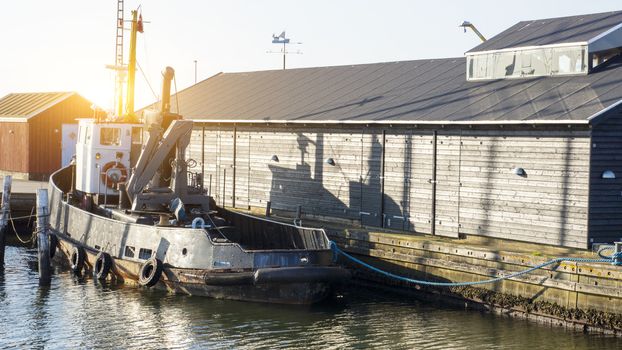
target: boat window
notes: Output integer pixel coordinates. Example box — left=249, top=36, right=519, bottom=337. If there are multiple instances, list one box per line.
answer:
left=124, top=245, right=135, bottom=258
left=131, top=127, right=143, bottom=145
left=100, top=127, right=121, bottom=146
left=138, top=248, right=153, bottom=260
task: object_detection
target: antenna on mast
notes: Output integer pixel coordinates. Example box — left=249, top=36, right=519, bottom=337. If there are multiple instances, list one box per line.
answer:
left=105, top=1, right=144, bottom=121
left=267, top=31, right=302, bottom=69
left=105, top=0, right=127, bottom=117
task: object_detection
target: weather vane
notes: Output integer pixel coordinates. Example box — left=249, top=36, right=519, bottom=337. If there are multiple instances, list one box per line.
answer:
left=267, top=31, right=302, bottom=69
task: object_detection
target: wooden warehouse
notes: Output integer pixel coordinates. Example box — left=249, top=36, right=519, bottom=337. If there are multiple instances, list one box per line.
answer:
left=151, top=11, right=622, bottom=249
left=0, top=92, right=95, bottom=180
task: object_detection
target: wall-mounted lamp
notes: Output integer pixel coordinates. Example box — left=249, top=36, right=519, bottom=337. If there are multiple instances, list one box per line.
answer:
left=602, top=170, right=616, bottom=179
left=270, top=155, right=279, bottom=162
left=512, top=167, right=526, bottom=176
left=8, top=130, right=14, bottom=134
left=325, top=158, right=335, bottom=166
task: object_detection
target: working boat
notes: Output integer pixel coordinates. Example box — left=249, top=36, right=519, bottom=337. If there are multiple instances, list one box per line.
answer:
left=46, top=10, right=348, bottom=304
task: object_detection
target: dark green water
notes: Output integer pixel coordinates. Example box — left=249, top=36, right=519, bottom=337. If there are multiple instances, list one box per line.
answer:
left=1, top=244, right=621, bottom=349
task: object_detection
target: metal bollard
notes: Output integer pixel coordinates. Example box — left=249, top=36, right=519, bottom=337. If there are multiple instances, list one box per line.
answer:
left=36, top=189, right=51, bottom=286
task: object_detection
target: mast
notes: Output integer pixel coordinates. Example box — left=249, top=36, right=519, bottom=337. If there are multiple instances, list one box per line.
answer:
left=125, top=10, right=141, bottom=121
left=114, top=0, right=124, bottom=116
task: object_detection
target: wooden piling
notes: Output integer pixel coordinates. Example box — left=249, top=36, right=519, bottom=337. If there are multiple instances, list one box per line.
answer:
left=265, top=201, right=271, bottom=217
left=615, top=242, right=622, bottom=266
left=294, top=205, right=302, bottom=226
left=0, top=176, right=12, bottom=269
left=36, top=188, right=51, bottom=286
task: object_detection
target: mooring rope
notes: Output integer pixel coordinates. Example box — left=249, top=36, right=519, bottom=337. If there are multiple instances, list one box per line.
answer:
left=7, top=213, right=42, bottom=221
left=1, top=206, right=51, bottom=244
left=8, top=214, right=35, bottom=244
left=330, top=241, right=622, bottom=287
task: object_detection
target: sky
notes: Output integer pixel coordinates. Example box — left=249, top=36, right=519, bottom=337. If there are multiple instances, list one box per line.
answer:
left=1, top=0, right=621, bottom=111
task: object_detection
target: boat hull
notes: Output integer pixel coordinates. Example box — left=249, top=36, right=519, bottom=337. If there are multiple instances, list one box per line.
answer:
left=48, top=165, right=348, bottom=304
left=54, top=234, right=340, bottom=305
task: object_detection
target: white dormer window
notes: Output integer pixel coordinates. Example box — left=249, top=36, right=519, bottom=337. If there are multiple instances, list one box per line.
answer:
left=466, top=44, right=588, bottom=81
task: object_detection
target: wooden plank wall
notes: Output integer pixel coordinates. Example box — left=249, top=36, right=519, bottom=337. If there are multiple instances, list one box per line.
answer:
left=0, top=122, right=29, bottom=173
left=458, top=129, right=591, bottom=248
left=28, top=94, right=94, bottom=180
left=435, top=131, right=462, bottom=237
left=589, top=109, right=622, bottom=244
left=194, top=124, right=592, bottom=248
left=384, top=130, right=433, bottom=234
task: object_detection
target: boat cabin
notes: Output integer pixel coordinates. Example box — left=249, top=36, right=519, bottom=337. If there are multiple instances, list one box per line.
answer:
left=75, top=119, right=142, bottom=195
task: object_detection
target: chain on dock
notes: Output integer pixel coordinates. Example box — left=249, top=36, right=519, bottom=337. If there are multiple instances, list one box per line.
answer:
left=330, top=241, right=622, bottom=287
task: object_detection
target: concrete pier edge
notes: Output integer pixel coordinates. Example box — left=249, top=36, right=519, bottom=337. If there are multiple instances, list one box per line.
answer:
left=255, top=208, right=622, bottom=334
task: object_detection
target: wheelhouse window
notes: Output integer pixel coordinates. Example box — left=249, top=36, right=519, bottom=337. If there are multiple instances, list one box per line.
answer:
left=100, top=127, right=121, bottom=146
left=138, top=248, right=153, bottom=260
left=124, top=246, right=135, bottom=258
left=131, top=127, right=143, bottom=145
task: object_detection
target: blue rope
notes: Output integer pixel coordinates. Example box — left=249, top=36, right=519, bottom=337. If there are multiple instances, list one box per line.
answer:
left=330, top=241, right=622, bottom=287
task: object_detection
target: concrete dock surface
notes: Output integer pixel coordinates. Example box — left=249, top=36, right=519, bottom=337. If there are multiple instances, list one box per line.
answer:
left=0, top=177, right=46, bottom=194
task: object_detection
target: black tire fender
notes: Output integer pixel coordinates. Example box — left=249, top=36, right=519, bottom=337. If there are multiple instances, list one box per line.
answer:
left=49, top=234, right=58, bottom=259
left=94, top=252, right=113, bottom=280
left=70, top=246, right=85, bottom=274
left=138, top=257, right=163, bottom=287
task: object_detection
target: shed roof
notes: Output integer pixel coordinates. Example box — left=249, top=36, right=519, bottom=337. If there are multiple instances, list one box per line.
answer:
left=155, top=54, right=622, bottom=125
left=467, top=10, right=622, bottom=53
left=0, top=92, right=76, bottom=121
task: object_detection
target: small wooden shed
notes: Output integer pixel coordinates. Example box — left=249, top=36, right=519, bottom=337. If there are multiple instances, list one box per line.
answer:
left=0, top=92, right=95, bottom=180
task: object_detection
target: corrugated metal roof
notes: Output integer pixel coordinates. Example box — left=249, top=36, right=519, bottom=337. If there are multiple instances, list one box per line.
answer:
left=0, top=92, right=75, bottom=120
left=467, top=10, right=622, bottom=53
left=151, top=53, right=622, bottom=125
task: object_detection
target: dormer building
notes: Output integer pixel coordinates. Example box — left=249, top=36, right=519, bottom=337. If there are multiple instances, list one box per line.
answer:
left=144, top=11, right=622, bottom=249
left=466, top=11, right=622, bottom=80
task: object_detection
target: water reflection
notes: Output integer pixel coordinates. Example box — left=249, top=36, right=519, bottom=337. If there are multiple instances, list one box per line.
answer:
left=0, top=244, right=620, bottom=349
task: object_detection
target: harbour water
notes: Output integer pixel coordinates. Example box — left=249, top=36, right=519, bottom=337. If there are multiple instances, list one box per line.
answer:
left=1, top=242, right=621, bottom=349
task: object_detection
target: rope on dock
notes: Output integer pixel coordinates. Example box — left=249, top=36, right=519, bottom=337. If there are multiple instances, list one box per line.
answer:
left=8, top=212, right=47, bottom=221
left=5, top=206, right=49, bottom=244
left=330, top=241, right=622, bottom=287
left=8, top=214, right=36, bottom=244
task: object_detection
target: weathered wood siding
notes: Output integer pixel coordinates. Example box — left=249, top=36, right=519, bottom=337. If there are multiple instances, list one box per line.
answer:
left=194, top=124, right=591, bottom=248
left=27, top=94, right=94, bottom=180
left=589, top=108, right=622, bottom=244
left=435, top=132, right=462, bottom=238
left=0, top=122, right=29, bottom=174
left=458, top=129, right=591, bottom=248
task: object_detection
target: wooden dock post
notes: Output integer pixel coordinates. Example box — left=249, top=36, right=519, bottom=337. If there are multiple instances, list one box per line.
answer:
left=0, top=176, right=12, bottom=269
left=265, top=201, right=271, bottom=217
left=294, top=205, right=302, bottom=226
left=36, top=188, right=51, bottom=286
